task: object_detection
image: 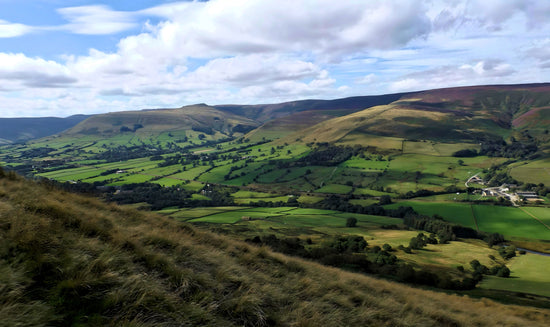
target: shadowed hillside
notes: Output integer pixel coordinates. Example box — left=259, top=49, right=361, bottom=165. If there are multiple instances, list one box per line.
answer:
left=0, top=115, right=90, bottom=144
left=1, top=167, right=549, bottom=326
left=214, top=93, right=409, bottom=123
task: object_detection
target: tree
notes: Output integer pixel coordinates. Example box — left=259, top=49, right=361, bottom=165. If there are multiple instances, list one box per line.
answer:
left=379, top=195, right=392, bottom=205
left=346, top=217, right=357, bottom=227
left=496, top=266, right=510, bottom=278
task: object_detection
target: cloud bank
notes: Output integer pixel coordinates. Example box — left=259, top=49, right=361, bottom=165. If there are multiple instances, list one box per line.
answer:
left=0, top=0, right=548, bottom=117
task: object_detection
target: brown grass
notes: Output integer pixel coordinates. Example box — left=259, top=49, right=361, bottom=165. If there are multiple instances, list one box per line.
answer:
left=1, top=169, right=549, bottom=326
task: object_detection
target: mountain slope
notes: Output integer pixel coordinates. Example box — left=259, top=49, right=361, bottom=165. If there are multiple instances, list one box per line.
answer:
left=288, top=83, right=550, bottom=145
left=0, top=115, right=90, bottom=144
left=1, top=168, right=549, bottom=326
left=215, top=93, right=408, bottom=123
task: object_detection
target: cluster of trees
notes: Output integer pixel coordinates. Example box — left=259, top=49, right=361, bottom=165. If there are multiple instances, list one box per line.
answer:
left=408, top=232, right=438, bottom=250
left=245, top=234, right=479, bottom=290
left=498, top=245, right=517, bottom=259
left=106, top=182, right=235, bottom=210
left=452, top=149, right=479, bottom=157
left=297, top=145, right=363, bottom=166
left=479, top=137, right=538, bottom=158
left=93, top=145, right=171, bottom=162
left=403, top=214, right=479, bottom=243
left=20, top=147, right=55, bottom=158
left=315, top=195, right=415, bottom=218
left=119, top=123, right=143, bottom=133
left=469, top=259, right=510, bottom=280
left=191, top=125, right=214, bottom=135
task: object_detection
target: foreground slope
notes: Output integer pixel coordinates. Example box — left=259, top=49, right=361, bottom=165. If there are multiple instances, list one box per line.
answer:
left=1, top=168, right=549, bottom=326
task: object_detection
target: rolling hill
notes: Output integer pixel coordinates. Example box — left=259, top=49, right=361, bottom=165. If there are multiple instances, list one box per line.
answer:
left=62, top=104, right=260, bottom=137
left=1, top=168, right=549, bottom=326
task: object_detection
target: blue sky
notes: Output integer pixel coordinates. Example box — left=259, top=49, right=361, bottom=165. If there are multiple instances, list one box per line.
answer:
left=0, top=0, right=549, bottom=117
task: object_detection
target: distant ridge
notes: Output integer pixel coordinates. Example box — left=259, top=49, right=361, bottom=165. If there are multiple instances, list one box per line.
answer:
left=1, top=83, right=549, bottom=143
left=0, top=115, right=90, bottom=143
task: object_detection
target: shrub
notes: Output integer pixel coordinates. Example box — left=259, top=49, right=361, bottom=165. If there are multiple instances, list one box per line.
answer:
left=346, top=217, right=357, bottom=227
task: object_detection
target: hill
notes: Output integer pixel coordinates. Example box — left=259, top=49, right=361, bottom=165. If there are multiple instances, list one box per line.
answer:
left=214, top=93, right=408, bottom=123
left=1, top=168, right=549, bottom=326
left=289, top=83, right=550, bottom=146
left=63, top=104, right=259, bottom=137
left=0, top=115, right=89, bottom=144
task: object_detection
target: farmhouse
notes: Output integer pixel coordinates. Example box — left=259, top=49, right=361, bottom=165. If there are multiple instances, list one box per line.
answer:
left=469, top=176, right=484, bottom=184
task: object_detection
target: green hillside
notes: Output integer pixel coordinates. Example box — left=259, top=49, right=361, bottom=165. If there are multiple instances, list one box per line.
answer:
left=289, top=84, right=550, bottom=146
left=64, top=104, right=260, bottom=137
left=2, top=169, right=550, bottom=326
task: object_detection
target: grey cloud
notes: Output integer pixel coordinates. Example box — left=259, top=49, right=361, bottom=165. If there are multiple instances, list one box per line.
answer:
left=0, top=71, right=78, bottom=88
left=100, top=88, right=141, bottom=96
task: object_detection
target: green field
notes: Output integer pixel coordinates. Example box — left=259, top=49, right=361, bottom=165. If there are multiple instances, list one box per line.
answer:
left=509, top=158, right=550, bottom=186
left=472, top=205, right=550, bottom=240
left=386, top=201, right=550, bottom=240
left=480, top=253, right=550, bottom=297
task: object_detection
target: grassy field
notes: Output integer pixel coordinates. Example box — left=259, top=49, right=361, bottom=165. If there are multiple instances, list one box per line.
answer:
left=509, top=158, right=550, bottom=186
left=472, top=205, right=550, bottom=240
left=386, top=201, right=477, bottom=229
left=386, top=201, right=550, bottom=240
left=480, top=253, right=550, bottom=297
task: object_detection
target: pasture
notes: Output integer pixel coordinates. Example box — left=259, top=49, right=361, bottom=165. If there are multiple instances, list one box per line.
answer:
left=386, top=201, right=550, bottom=240
left=509, top=158, right=550, bottom=186
left=480, top=253, right=550, bottom=297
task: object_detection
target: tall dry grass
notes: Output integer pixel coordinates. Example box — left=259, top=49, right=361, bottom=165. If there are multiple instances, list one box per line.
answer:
left=0, top=169, right=549, bottom=326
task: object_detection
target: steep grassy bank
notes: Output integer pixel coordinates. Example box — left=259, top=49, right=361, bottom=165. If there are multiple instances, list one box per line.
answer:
left=1, top=168, right=549, bottom=326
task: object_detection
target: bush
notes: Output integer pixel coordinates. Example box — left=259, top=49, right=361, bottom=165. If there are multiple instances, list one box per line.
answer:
left=346, top=217, right=357, bottom=227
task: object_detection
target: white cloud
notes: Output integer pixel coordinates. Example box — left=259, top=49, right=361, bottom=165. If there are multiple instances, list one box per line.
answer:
left=390, top=60, right=516, bottom=92
left=356, top=73, right=377, bottom=84
left=56, top=5, right=138, bottom=35
left=0, top=0, right=549, bottom=117
left=0, top=19, right=32, bottom=38
left=0, top=53, right=76, bottom=89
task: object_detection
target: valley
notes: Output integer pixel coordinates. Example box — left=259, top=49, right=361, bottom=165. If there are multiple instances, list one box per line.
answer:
left=1, top=84, right=550, bottom=320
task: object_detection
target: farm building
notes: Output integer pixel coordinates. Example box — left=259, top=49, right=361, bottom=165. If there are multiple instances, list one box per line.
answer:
left=516, top=191, right=541, bottom=201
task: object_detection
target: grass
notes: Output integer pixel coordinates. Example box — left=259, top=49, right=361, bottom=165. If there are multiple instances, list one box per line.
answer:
left=386, top=200, right=550, bottom=241
left=473, top=205, right=550, bottom=240
left=386, top=201, right=478, bottom=229
left=520, top=207, right=550, bottom=228
left=509, top=158, right=550, bottom=186
left=480, top=253, right=550, bottom=297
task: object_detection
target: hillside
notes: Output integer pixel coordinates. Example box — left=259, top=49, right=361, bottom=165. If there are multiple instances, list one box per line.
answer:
left=289, top=83, right=550, bottom=146
left=0, top=115, right=89, bottom=144
left=1, top=168, right=550, bottom=326
left=63, top=104, right=260, bottom=137
left=215, top=93, right=408, bottom=123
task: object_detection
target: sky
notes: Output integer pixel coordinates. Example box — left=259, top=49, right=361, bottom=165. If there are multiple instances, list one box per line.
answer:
left=0, top=0, right=549, bottom=118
